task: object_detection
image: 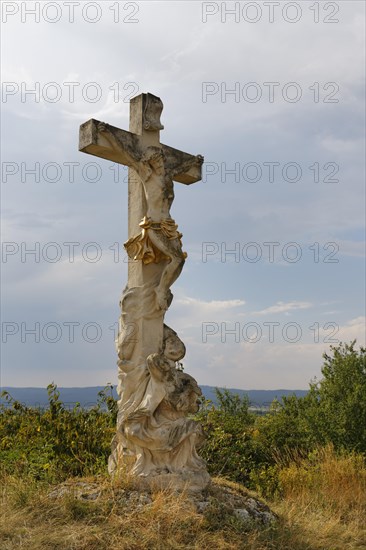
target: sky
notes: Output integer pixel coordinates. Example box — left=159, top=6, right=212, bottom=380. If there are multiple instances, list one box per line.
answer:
left=1, top=0, right=365, bottom=390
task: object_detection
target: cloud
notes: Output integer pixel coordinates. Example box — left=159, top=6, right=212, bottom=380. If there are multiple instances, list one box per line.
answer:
left=326, top=317, right=366, bottom=346
left=167, top=293, right=247, bottom=335
left=253, top=301, right=313, bottom=316
left=175, top=296, right=245, bottom=311
left=181, top=315, right=365, bottom=390
left=337, top=240, right=365, bottom=258
left=1, top=1, right=364, bottom=388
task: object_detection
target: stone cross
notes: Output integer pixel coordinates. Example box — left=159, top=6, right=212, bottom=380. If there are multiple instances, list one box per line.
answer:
left=79, top=93, right=209, bottom=491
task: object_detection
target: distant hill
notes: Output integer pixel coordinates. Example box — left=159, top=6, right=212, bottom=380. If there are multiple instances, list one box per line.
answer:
left=200, top=386, right=308, bottom=408
left=0, top=386, right=308, bottom=409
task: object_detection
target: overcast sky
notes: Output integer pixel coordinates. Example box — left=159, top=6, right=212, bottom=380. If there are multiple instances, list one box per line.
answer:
left=1, top=1, right=365, bottom=390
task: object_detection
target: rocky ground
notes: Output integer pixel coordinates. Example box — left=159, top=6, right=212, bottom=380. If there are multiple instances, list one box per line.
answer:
left=48, top=477, right=277, bottom=527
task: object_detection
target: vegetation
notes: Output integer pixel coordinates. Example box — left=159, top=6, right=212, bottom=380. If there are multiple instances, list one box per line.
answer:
left=0, top=383, right=117, bottom=482
left=1, top=341, right=365, bottom=549
left=197, top=341, right=366, bottom=495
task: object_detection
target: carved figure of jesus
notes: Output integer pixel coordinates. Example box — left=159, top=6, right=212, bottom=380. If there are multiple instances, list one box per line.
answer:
left=98, top=122, right=203, bottom=310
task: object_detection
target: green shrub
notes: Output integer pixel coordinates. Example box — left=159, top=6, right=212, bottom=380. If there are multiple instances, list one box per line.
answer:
left=0, top=383, right=116, bottom=481
left=196, top=388, right=268, bottom=485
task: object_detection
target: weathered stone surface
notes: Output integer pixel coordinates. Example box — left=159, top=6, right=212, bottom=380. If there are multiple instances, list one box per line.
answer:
left=194, top=481, right=277, bottom=526
left=79, top=120, right=201, bottom=185
left=47, top=478, right=277, bottom=527
left=48, top=481, right=102, bottom=501
left=79, top=93, right=208, bottom=492
left=233, top=508, right=250, bottom=521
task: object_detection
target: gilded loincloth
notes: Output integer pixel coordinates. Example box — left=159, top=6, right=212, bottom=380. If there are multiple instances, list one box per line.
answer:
left=124, top=216, right=187, bottom=264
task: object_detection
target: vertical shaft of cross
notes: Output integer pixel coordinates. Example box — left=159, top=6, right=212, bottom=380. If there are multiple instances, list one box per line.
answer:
left=124, top=94, right=165, bottom=366
left=127, top=94, right=161, bottom=287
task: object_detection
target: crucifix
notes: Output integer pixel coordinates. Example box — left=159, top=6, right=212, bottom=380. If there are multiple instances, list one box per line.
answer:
left=79, top=93, right=209, bottom=491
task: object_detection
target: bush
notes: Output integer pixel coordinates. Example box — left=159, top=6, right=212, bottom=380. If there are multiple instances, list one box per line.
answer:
left=307, top=340, right=366, bottom=452
left=197, top=342, right=366, bottom=495
left=196, top=388, right=268, bottom=485
left=255, top=341, right=366, bottom=460
left=0, top=383, right=116, bottom=481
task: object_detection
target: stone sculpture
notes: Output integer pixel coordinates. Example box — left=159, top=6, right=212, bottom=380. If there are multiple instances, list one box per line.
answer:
left=79, top=93, right=209, bottom=491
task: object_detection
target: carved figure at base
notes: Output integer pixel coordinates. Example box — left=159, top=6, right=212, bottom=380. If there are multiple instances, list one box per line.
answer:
left=109, top=324, right=207, bottom=479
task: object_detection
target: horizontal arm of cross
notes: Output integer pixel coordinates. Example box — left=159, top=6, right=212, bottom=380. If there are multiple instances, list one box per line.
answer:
left=79, top=119, right=140, bottom=168
left=79, top=119, right=202, bottom=185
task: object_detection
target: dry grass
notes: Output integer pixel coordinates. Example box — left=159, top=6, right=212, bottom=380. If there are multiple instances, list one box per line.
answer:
left=0, top=475, right=241, bottom=550
left=1, top=448, right=365, bottom=550
left=273, top=446, right=366, bottom=550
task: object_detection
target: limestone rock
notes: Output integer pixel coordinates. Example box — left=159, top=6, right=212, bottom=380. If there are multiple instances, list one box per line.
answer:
left=194, top=480, right=277, bottom=526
